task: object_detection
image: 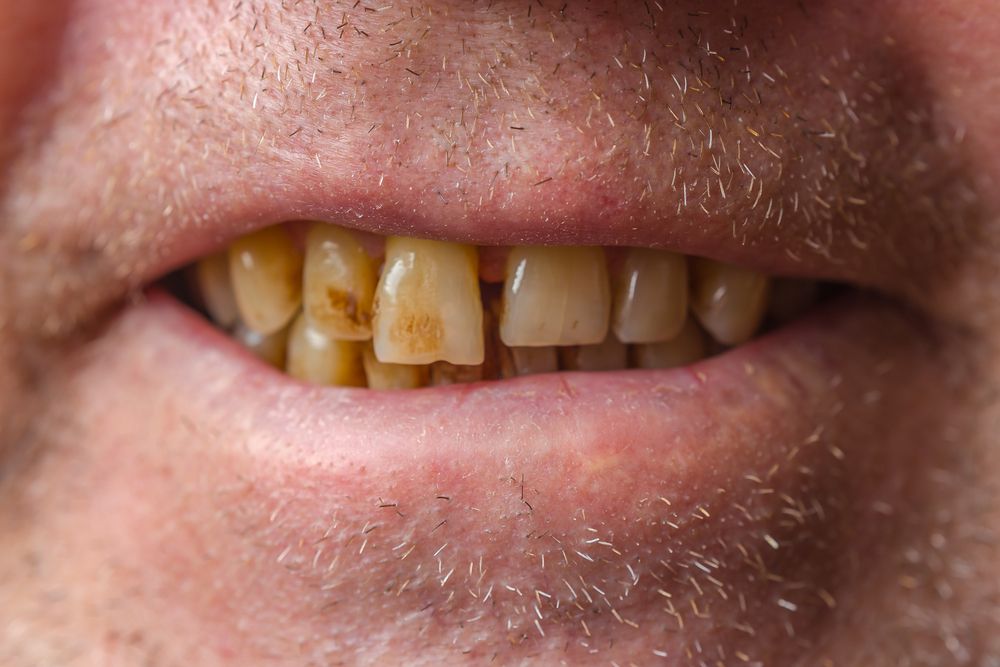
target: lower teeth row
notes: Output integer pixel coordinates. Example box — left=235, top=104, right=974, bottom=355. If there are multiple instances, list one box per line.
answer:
left=187, top=223, right=818, bottom=389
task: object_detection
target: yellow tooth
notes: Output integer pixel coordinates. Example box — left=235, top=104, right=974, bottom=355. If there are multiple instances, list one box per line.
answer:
left=361, top=344, right=427, bottom=390
left=633, top=318, right=707, bottom=369
left=612, top=249, right=688, bottom=343
left=429, top=362, right=484, bottom=386
left=690, top=258, right=770, bottom=345
left=372, top=237, right=484, bottom=365
left=234, top=321, right=290, bottom=369
left=767, top=279, right=818, bottom=324
left=303, top=223, right=376, bottom=341
left=559, top=334, right=628, bottom=372
left=501, top=346, right=559, bottom=378
left=193, top=252, right=239, bottom=328
left=286, top=313, right=366, bottom=386
left=228, top=227, right=304, bottom=335
left=500, top=246, right=610, bottom=347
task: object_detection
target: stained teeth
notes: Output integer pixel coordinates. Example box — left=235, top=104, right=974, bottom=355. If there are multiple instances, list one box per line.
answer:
left=286, top=313, right=366, bottom=387
left=633, top=318, right=707, bottom=369
left=372, top=237, right=484, bottom=365
left=430, top=362, right=484, bottom=386
left=559, top=334, right=628, bottom=372
left=203, top=227, right=815, bottom=387
left=612, top=249, right=688, bottom=343
left=501, top=346, right=558, bottom=377
left=362, top=345, right=427, bottom=390
left=234, top=321, right=290, bottom=369
left=500, top=246, right=610, bottom=347
left=229, top=227, right=304, bottom=335
left=193, top=252, right=240, bottom=328
left=303, top=224, right=377, bottom=341
left=690, top=259, right=770, bottom=345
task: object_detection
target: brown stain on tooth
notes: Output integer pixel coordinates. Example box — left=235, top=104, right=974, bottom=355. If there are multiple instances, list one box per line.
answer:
left=389, top=313, right=444, bottom=356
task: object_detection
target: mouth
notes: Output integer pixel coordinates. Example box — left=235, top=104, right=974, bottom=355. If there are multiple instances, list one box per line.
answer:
left=176, top=220, right=825, bottom=388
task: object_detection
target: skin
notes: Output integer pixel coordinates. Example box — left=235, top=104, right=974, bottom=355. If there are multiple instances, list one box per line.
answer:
left=1, top=0, right=999, bottom=665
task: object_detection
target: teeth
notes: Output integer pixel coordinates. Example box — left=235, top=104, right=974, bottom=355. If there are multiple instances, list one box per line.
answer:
left=234, top=321, right=290, bottom=368
left=362, top=344, right=427, bottom=390
left=193, top=252, right=240, bottom=328
left=303, top=224, right=377, bottom=341
left=612, top=249, right=688, bottom=343
left=430, top=362, right=484, bottom=386
left=286, top=313, right=366, bottom=387
left=209, top=225, right=799, bottom=387
left=372, top=237, right=484, bottom=365
left=501, top=346, right=559, bottom=377
left=229, top=227, right=304, bottom=335
left=500, top=246, right=611, bottom=347
left=559, top=334, right=628, bottom=372
left=690, top=259, right=770, bottom=345
left=633, top=318, right=707, bottom=369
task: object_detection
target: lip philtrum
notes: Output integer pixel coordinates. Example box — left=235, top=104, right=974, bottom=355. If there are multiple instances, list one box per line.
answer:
left=185, top=221, right=821, bottom=388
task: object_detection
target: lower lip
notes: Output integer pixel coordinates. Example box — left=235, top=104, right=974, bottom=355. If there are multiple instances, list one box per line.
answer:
left=62, top=290, right=935, bottom=658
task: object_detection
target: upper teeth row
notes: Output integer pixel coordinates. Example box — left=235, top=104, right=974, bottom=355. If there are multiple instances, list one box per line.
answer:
left=193, top=223, right=797, bottom=388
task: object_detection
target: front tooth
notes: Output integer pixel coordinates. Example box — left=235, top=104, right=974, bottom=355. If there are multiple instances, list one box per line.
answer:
left=193, top=252, right=240, bottom=328
left=612, top=249, right=688, bottom=343
left=633, top=318, right=707, bottom=369
left=500, top=246, right=610, bottom=347
left=501, top=346, right=559, bottom=377
left=234, top=321, right=290, bottom=369
left=690, top=258, right=770, bottom=345
left=559, top=334, right=627, bottom=371
left=229, top=227, right=304, bottom=335
left=286, top=313, right=366, bottom=386
left=361, top=344, right=427, bottom=390
left=303, top=224, right=377, bottom=341
left=372, top=237, right=484, bottom=365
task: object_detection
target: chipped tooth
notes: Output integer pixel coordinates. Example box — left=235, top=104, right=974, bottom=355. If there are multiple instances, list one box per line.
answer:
left=362, top=344, right=427, bottom=390
left=229, top=227, right=304, bottom=335
left=303, top=223, right=377, bottom=341
left=429, top=362, right=484, bottom=386
left=501, top=346, right=559, bottom=378
left=690, top=258, right=770, bottom=345
left=633, top=318, right=707, bottom=369
left=372, top=237, right=484, bottom=365
left=500, top=246, right=611, bottom=347
left=559, top=334, right=628, bottom=372
left=286, top=313, right=366, bottom=386
left=767, top=279, right=818, bottom=325
left=612, top=249, right=688, bottom=343
left=193, top=252, right=240, bottom=328
left=234, top=320, right=290, bottom=369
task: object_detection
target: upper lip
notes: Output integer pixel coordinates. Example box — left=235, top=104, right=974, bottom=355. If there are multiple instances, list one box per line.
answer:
left=104, top=167, right=881, bottom=304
